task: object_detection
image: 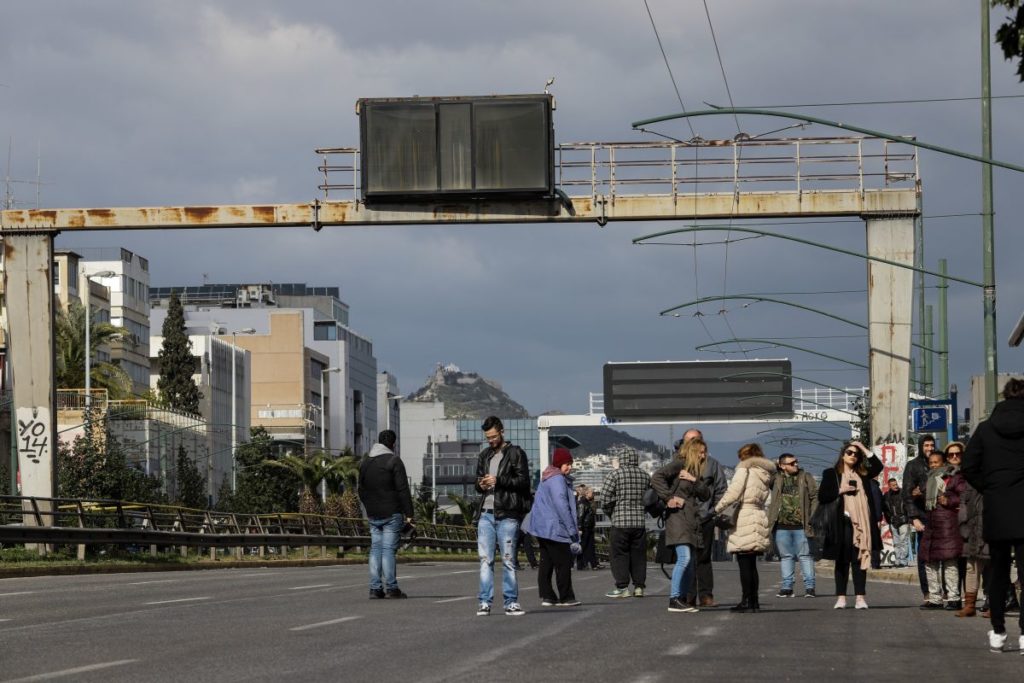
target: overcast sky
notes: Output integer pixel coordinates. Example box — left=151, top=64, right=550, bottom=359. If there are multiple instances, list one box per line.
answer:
left=3, top=1, right=1023, bottom=465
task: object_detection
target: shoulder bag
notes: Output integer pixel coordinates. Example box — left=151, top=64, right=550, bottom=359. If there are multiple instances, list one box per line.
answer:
left=714, top=468, right=749, bottom=530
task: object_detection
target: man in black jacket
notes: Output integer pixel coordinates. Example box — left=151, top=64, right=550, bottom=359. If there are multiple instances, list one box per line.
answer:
left=358, top=430, right=414, bottom=599
left=903, top=434, right=936, bottom=602
left=962, top=377, right=1024, bottom=653
left=882, top=478, right=910, bottom=567
left=474, top=416, right=531, bottom=617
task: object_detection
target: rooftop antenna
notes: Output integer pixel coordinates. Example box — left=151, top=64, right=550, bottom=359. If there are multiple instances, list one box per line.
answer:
left=543, top=76, right=555, bottom=95
left=3, top=137, right=47, bottom=210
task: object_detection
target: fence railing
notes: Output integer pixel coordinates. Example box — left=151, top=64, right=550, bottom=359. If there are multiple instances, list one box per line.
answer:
left=0, top=496, right=477, bottom=554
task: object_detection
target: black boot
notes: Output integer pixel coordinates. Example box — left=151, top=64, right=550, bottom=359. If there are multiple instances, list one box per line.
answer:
left=750, top=595, right=761, bottom=613
left=730, top=596, right=752, bottom=613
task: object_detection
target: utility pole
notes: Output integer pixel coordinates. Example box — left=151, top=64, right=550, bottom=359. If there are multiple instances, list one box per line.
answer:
left=980, top=0, right=998, bottom=417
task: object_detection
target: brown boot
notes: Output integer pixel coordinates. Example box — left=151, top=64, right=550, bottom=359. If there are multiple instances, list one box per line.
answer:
left=955, top=592, right=977, bottom=618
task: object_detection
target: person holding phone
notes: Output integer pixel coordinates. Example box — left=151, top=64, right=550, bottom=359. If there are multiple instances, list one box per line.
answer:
left=818, top=441, right=883, bottom=609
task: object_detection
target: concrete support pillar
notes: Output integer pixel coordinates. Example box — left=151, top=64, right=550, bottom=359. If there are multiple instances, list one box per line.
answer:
left=865, top=217, right=914, bottom=484
left=3, top=233, right=57, bottom=548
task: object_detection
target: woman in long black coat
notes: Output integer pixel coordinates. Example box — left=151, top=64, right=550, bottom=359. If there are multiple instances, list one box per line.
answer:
left=818, top=440, right=883, bottom=610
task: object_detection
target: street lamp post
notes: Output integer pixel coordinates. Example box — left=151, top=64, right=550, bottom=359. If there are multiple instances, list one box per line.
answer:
left=82, top=269, right=116, bottom=415
left=320, top=366, right=341, bottom=502
left=229, top=328, right=255, bottom=492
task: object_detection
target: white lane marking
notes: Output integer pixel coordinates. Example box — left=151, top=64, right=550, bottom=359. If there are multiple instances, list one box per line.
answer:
left=289, top=616, right=361, bottom=632
left=0, top=618, right=11, bottom=622
left=435, top=596, right=474, bottom=604
left=238, top=572, right=281, bottom=577
left=3, top=658, right=138, bottom=682
left=143, top=597, right=210, bottom=605
left=127, top=580, right=176, bottom=586
left=288, top=584, right=331, bottom=591
left=450, top=569, right=477, bottom=575
left=696, top=626, right=718, bottom=637
left=0, top=592, right=35, bottom=597
left=668, top=643, right=698, bottom=656
left=630, top=675, right=661, bottom=683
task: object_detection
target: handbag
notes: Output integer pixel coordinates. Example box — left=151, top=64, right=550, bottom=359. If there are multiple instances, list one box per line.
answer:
left=654, top=529, right=676, bottom=565
left=642, top=487, right=667, bottom=519
left=809, top=471, right=841, bottom=559
left=714, top=469, right=749, bottom=530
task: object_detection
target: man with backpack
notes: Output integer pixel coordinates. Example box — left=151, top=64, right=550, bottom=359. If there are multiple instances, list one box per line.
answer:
left=601, top=448, right=651, bottom=598
left=359, top=429, right=415, bottom=599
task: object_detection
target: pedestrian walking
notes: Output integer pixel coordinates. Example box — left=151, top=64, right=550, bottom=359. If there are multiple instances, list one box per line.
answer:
left=961, top=377, right=1024, bottom=653
left=882, top=478, right=911, bottom=568
left=679, top=429, right=729, bottom=608
left=818, top=440, right=883, bottom=610
left=714, top=442, right=776, bottom=613
left=601, top=448, right=650, bottom=598
left=358, top=430, right=415, bottom=599
left=918, top=449, right=965, bottom=611
left=767, top=452, right=818, bottom=598
left=474, top=416, right=532, bottom=617
left=523, top=448, right=582, bottom=607
left=652, top=437, right=711, bottom=613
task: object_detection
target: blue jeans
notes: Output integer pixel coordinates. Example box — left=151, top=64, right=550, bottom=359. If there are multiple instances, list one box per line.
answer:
left=775, top=528, right=815, bottom=591
left=368, top=513, right=404, bottom=591
left=670, top=544, right=693, bottom=599
left=477, top=512, right=520, bottom=606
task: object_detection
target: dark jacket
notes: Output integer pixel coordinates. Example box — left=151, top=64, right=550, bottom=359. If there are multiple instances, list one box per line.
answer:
left=697, top=455, right=729, bottom=522
left=962, top=397, right=1024, bottom=541
left=882, top=488, right=909, bottom=528
left=818, top=455, right=884, bottom=568
left=766, top=469, right=819, bottom=537
left=358, top=444, right=414, bottom=520
left=902, top=454, right=930, bottom=523
left=919, top=469, right=965, bottom=562
left=651, top=460, right=711, bottom=548
left=474, top=443, right=531, bottom=521
left=958, top=480, right=988, bottom=560
left=577, top=496, right=596, bottom=534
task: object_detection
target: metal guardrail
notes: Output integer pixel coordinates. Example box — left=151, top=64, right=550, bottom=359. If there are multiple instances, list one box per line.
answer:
left=0, top=496, right=477, bottom=552
left=316, top=137, right=919, bottom=203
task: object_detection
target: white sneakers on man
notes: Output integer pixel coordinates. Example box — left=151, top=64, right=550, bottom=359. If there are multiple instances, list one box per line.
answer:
left=988, top=630, right=1007, bottom=652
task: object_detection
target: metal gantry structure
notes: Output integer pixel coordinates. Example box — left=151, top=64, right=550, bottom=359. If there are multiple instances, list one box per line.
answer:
left=2, top=135, right=920, bottom=523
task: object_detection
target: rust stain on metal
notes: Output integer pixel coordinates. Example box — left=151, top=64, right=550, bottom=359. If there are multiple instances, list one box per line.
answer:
left=86, top=209, right=116, bottom=225
left=252, top=206, right=276, bottom=223
left=29, top=210, right=57, bottom=225
left=67, top=213, right=85, bottom=228
left=183, top=206, right=220, bottom=224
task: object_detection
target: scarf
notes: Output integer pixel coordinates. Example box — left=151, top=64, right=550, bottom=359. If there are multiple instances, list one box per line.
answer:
left=925, top=465, right=955, bottom=511
left=842, top=469, right=873, bottom=571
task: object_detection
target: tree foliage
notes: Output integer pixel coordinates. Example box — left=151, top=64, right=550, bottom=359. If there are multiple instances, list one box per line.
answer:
left=156, top=292, right=202, bottom=414
left=174, top=446, right=207, bottom=509
left=57, top=426, right=165, bottom=503
left=54, top=299, right=132, bottom=399
left=227, top=427, right=300, bottom=514
left=994, top=1, right=1024, bottom=81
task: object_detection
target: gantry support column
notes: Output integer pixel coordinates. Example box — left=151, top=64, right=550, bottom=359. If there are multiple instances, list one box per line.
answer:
left=865, top=217, right=915, bottom=483
left=3, top=233, right=57, bottom=532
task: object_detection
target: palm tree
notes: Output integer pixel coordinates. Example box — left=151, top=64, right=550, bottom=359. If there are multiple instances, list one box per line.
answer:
left=55, top=299, right=132, bottom=399
left=322, top=449, right=362, bottom=520
left=262, top=452, right=327, bottom=515
left=447, top=492, right=479, bottom=526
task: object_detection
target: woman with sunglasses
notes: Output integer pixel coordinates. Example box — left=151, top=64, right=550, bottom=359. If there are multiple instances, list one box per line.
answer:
left=948, top=441, right=988, bottom=617
left=818, top=440, right=883, bottom=609
left=918, top=444, right=966, bottom=610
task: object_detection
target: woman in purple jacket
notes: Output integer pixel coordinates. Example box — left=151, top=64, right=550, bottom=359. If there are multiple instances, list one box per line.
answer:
left=919, top=449, right=966, bottom=610
left=523, top=448, right=581, bottom=607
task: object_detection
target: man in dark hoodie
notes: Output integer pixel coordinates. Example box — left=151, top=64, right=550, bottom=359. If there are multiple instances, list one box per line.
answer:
left=904, top=434, right=937, bottom=603
left=358, top=430, right=414, bottom=599
left=962, top=377, right=1024, bottom=653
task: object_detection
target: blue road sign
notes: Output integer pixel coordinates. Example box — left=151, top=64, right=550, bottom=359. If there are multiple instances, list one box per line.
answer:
left=912, top=407, right=948, bottom=432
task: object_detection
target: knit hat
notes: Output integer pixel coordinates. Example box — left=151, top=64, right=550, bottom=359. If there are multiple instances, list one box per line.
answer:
left=552, top=447, right=573, bottom=469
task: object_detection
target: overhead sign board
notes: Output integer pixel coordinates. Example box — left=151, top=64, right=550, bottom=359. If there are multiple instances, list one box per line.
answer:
left=602, top=359, right=793, bottom=420
left=358, top=94, right=555, bottom=201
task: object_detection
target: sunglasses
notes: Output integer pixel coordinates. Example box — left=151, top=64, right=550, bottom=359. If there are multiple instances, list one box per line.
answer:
left=947, top=451, right=962, bottom=457
left=843, top=449, right=858, bottom=456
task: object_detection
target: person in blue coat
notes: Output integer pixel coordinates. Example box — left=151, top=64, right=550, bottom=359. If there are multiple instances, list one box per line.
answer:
left=524, top=448, right=581, bottom=607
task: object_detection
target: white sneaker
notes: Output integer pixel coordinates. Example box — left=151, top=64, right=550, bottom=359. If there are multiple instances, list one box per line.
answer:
left=476, top=603, right=490, bottom=617
left=833, top=597, right=847, bottom=610
left=988, top=630, right=1007, bottom=652
left=1019, top=635, right=1024, bottom=655
left=504, top=602, right=526, bottom=616
left=855, top=596, right=869, bottom=610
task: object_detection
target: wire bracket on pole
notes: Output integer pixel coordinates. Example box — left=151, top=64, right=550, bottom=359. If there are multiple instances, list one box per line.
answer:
left=311, top=199, right=322, bottom=232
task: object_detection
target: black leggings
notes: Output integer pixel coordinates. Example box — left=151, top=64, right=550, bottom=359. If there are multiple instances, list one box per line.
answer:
left=736, top=552, right=759, bottom=600
left=835, top=517, right=867, bottom=596
left=537, top=537, right=575, bottom=602
left=989, top=540, right=1024, bottom=635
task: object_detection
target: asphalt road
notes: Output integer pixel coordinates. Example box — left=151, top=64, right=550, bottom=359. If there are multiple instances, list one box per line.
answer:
left=0, top=560, right=1020, bottom=682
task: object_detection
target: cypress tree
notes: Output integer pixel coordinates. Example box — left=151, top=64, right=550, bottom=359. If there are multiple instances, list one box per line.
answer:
left=157, top=291, right=202, bottom=414
left=175, top=446, right=208, bottom=509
